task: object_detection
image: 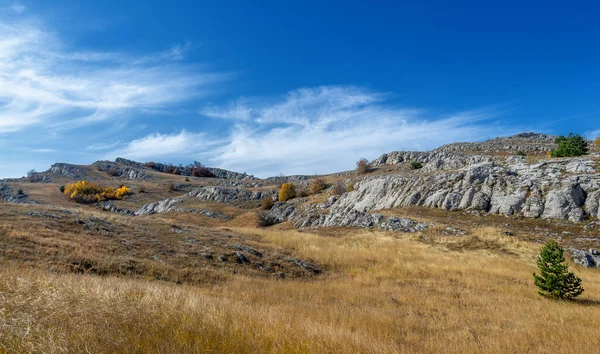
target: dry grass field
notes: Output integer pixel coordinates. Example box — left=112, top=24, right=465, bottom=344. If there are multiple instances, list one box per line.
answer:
left=2, top=153, right=600, bottom=353
left=1, top=222, right=599, bottom=353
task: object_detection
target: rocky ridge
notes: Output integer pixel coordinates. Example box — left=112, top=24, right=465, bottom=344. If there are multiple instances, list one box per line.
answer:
left=335, top=156, right=599, bottom=222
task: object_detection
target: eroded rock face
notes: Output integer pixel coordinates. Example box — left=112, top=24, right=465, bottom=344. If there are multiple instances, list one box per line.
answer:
left=187, top=186, right=275, bottom=206
left=261, top=201, right=429, bottom=233
left=135, top=198, right=184, bottom=215
left=0, top=183, right=31, bottom=204
left=266, top=202, right=296, bottom=224
left=49, top=163, right=87, bottom=180
left=99, top=201, right=135, bottom=216
left=92, top=161, right=150, bottom=180
left=206, top=167, right=254, bottom=180
left=294, top=210, right=429, bottom=232
left=370, top=133, right=561, bottom=172
left=334, top=157, right=600, bottom=222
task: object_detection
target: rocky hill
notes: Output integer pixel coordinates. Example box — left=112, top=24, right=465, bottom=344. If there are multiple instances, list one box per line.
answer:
left=2, top=132, right=599, bottom=267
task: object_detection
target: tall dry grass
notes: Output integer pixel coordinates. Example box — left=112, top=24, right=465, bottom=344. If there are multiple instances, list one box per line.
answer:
left=1, top=227, right=599, bottom=353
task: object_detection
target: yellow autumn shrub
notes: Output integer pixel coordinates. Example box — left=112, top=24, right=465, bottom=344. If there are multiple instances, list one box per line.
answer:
left=278, top=182, right=296, bottom=202
left=595, top=137, right=600, bottom=145
left=63, top=180, right=132, bottom=204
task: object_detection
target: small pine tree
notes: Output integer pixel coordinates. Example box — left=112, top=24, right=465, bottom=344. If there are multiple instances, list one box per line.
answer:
left=533, top=239, right=583, bottom=300
left=410, top=161, right=423, bottom=170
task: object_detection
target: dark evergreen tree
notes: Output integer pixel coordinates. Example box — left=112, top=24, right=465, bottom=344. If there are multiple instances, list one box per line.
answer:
left=533, top=239, right=583, bottom=300
left=551, top=133, right=588, bottom=157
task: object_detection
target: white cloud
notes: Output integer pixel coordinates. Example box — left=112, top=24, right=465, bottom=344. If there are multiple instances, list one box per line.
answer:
left=0, top=18, right=227, bottom=133
left=86, top=141, right=121, bottom=151
left=107, top=130, right=221, bottom=161
left=119, top=86, right=517, bottom=177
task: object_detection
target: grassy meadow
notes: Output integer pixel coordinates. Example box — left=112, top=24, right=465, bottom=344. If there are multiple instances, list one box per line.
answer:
left=1, top=226, right=599, bottom=353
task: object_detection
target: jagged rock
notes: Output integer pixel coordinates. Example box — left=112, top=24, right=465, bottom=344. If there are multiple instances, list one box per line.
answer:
left=135, top=198, right=184, bottom=215
left=232, top=244, right=264, bottom=257
left=48, top=163, right=87, bottom=179
left=541, top=183, right=586, bottom=222
left=0, top=183, right=32, bottom=204
left=76, top=217, right=112, bottom=233
left=566, top=160, right=596, bottom=174
left=263, top=175, right=311, bottom=183
left=287, top=257, right=320, bottom=274
left=115, top=157, right=144, bottom=167
left=216, top=179, right=264, bottom=188
left=370, top=133, right=562, bottom=174
left=93, top=160, right=150, bottom=180
left=187, top=186, right=275, bottom=206
left=370, top=151, right=430, bottom=167
left=99, top=201, right=136, bottom=216
left=333, top=156, right=600, bottom=222
left=206, top=167, right=254, bottom=180
left=264, top=202, right=296, bottom=224
left=378, top=216, right=430, bottom=232
left=235, top=252, right=250, bottom=263
left=569, top=247, right=600, bottom=268
left=178, top=208, right=231, bottom=219
left=294, top=209, right=429, bottom=233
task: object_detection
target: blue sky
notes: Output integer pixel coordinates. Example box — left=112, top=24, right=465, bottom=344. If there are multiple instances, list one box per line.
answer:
left=0, top=0, right=598, bottom=178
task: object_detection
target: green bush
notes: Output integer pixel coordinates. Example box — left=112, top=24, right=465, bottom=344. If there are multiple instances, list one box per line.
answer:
left=59, top=185, right=65, bottom=193
left=550, top=133, right=588, bottom=157
left=516, top=150, right=527, bottom=156
left=533, top=239, right=583, bottom=300
left=346, top=181, right=355, bottom=193
left=410, top=161, right=423, bottom=170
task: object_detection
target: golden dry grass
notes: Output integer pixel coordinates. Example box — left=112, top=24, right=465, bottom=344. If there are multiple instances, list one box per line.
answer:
left=1, top=226, right=599, bottom=353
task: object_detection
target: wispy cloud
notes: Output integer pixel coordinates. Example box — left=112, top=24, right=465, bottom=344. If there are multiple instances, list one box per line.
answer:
left=10, top=147, right=56, bottom=153
left=584, top=130, right=600, bottom=140
left=0, top=17, right=228, bottom=133
left=107, top=130, right=222, bottom=162
left=86, top=141, right=121, bottom=151
left=115, top=85, right=517, bottom=177
left=10, top=3, right=25, bottom=14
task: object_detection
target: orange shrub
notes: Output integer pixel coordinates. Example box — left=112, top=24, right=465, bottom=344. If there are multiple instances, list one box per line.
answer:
left=63, top=180, right=132, bottom=204
left=278, top=183, right=296, bottom=202
left=261, top=197, right=275, bottom=210
left=355, top=158, right=371, bottom=175
left=308, top=178, right=327, bottom=195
